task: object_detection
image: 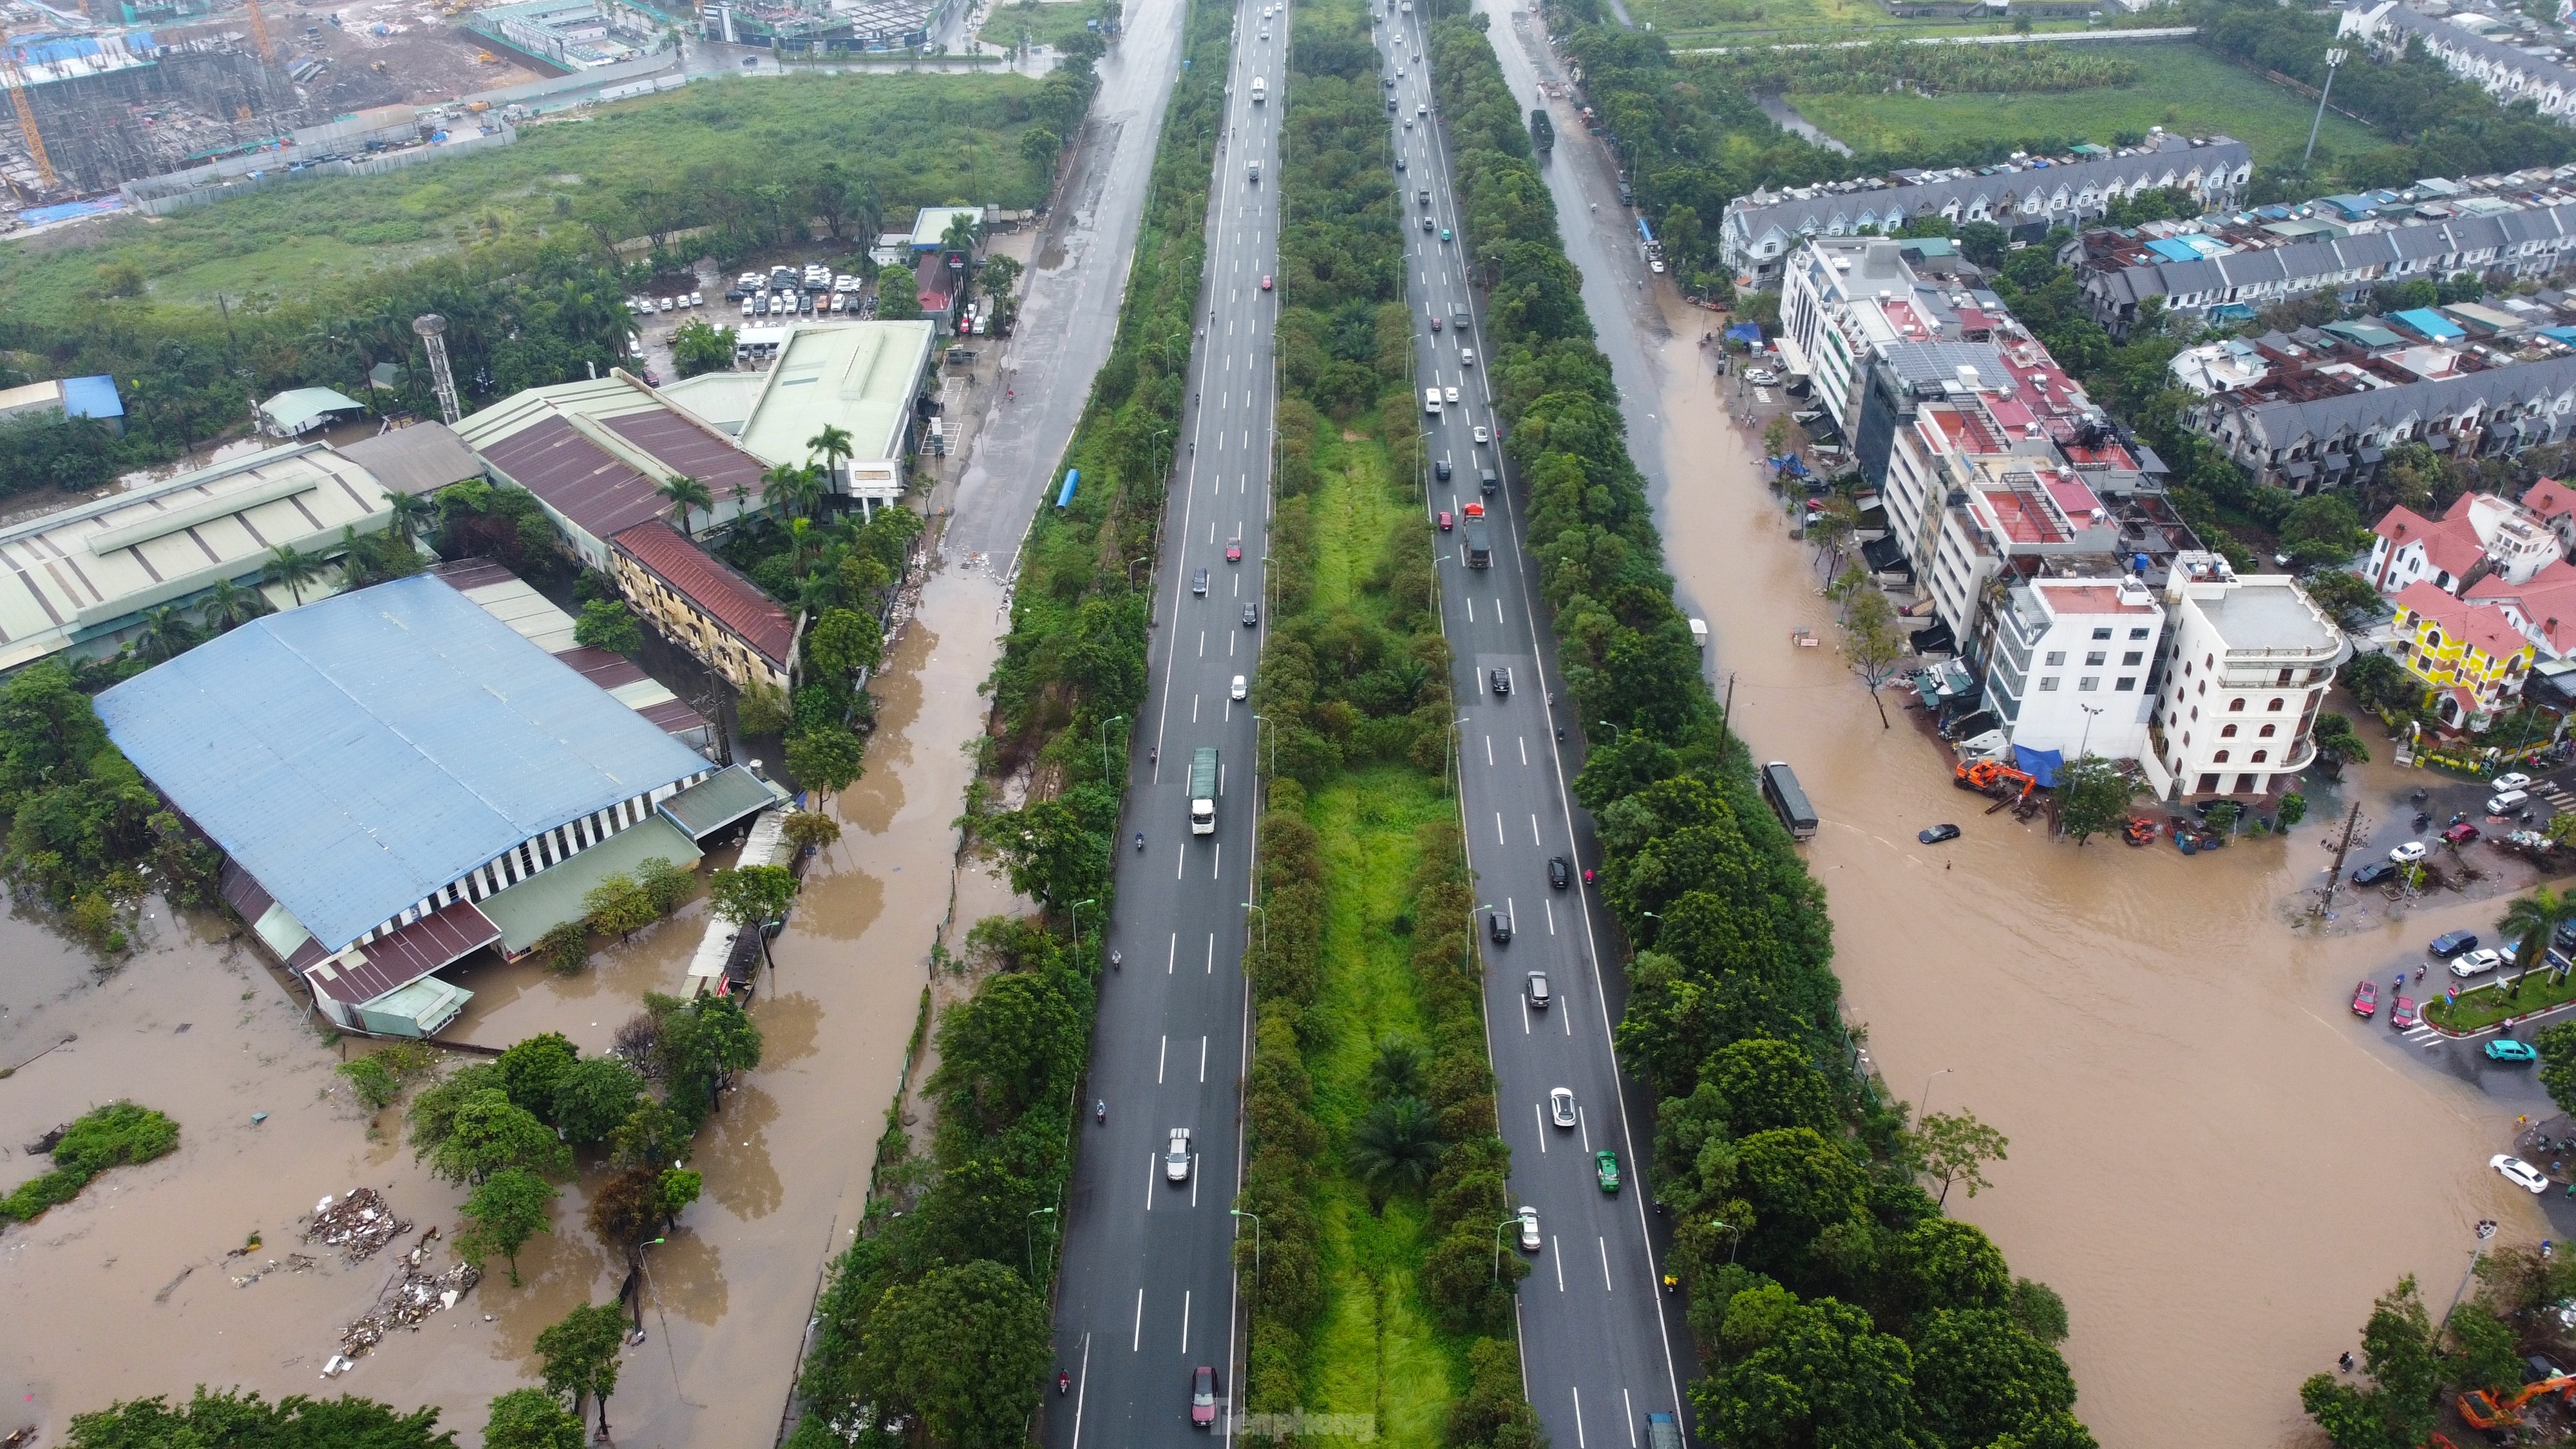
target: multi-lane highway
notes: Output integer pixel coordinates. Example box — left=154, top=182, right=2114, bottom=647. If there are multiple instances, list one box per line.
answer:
left=1380, top=8, right=1692, bottom=1446
left=1042, top=3, right=1283, bottom=1443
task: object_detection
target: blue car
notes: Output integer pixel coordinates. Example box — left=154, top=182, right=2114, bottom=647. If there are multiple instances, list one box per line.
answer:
left=2486, top=1038, right=2539, bottom=1063
left=2430, top=930, right=2480, bottom=958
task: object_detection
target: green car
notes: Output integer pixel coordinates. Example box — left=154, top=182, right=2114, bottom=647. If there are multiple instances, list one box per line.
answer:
left=1441, top=228, right=1453, bottom=242
left=2487, top=1038, right=2541, bottom=1063
left=1596, top=1150, right=1620, bottom=1193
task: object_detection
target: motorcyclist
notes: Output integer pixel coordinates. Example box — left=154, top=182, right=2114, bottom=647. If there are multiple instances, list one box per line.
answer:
left=1095, top=1099, right=1106, bottom=1122
left=1135, top=831, right=1146, bottom=851
left=1111, top=949, right=1123, bottom=971
left=1059, top=1371, right=1072, bottom=1396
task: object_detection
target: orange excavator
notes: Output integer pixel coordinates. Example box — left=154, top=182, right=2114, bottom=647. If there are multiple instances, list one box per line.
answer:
left=2122, top=816, right=2159, bottom=847
left=2459, top=1373, right=2576, bottom=1430
left=1954, top=758, right=2037, bottom=813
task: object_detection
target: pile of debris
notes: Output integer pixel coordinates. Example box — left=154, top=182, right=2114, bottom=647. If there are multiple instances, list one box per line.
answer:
left=332, top=1228, right=479, bottom=1368
left=303, top=1187, right=411, bottom=1262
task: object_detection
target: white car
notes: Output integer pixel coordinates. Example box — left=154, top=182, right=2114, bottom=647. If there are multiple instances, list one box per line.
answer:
left=1166, top=1128, right=1193, bottom=1183
left=2494, top=772, right=2534, bottom=792
left=658, top=297, right=674, bottom=312
left=1417, top=102, right=1428, bottom=116
left=2496, top=1154, right=2551, bottom=1193
left=2389, top=840, right=2429, bottom=864
left=1444, top=386, right=1459, bottom=404
left=1461, top=348, right=1475, bottom=366
left=2452, top=947, right=2506, bottom=978
left=1473, top=425, right=1490, bottom=444
left=1744, top=368, right=1779, bottom=385
left=687, top=290, right=703, bottom=307
left=1516, top=1204, right=1540, bottom=1251
left=1548, top=1088, right=1575, bottom=1128
left=1231, top=674, right=1248, bottom=701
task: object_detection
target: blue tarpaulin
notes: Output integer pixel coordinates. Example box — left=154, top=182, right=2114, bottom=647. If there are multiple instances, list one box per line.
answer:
left=2014, top=745, right=2063, bottom=789
left=1056, top=468, right=1079, bottom=509
left=1726, top=323, right=1763, bottom=345
left=1769, top=454, right=1810, bottom=477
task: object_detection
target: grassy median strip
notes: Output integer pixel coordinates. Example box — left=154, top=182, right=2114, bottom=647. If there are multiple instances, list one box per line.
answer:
left=2426, top=967, right=2576, bottom=1034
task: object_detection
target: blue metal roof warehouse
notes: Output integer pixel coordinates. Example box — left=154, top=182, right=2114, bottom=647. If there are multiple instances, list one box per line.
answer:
left=97, top=574, right=719, bottom=1032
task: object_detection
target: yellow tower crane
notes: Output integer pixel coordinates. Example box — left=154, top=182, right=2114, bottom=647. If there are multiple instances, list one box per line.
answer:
left=4, top=61, right=57, bottom=194
left=244, top=0, right=276, bottom=61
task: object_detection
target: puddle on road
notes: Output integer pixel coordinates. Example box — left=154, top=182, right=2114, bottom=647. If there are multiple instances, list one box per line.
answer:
left=1637, top=296, right=2535, bottom=1444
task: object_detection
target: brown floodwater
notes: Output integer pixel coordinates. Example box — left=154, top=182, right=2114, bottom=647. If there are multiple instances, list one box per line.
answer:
left=1636, top=294, right=2548, bottom=1444
left=0, top=562, right=1005, bottom=1448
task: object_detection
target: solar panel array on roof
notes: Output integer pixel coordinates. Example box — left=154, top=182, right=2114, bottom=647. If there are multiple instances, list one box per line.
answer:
left=95, top=574, right=710, bottom=953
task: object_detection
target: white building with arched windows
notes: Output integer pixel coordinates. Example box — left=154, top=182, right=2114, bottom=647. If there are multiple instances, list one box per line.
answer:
left=2145, top=553, right=2347, bottom=801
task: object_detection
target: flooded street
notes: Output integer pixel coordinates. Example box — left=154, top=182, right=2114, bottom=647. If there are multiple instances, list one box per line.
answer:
left=1640, top=303, right=2557, bottom=1444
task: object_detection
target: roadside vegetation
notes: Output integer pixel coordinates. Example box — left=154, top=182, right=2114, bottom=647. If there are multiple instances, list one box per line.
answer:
left=1427, top=8, right=2088, bottom=1442
left=782, top=0, right=1226, bottom=1441
left=1231, top=1, right=1539, bottom=1442
left=2303, top=1250, right=2576, bottom=1449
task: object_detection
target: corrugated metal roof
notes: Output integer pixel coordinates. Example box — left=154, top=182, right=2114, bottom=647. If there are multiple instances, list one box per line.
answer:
left=95, top=574, right=710, bottom=952
left=659, top=763, right=785, bottom=838
left=612, top=520, right=798, bottom=667
left=477, top=814, right=700, bottom=952
left=303, top=900, right=501, bottom=1005
left=600, top=408, right=766, bottom=500
left=474, top=413, right=666, bottom=542
left=336, top=422, right=482, bottom=496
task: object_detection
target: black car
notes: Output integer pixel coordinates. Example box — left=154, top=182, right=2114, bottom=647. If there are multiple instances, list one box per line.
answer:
left=1489, top=668, right=1510, bottom=696
left=1488, top=911, right=1512, bottom=945
left=1917, top=824, right=1961, bottom=845
left=1243, top=603, right=1260, bottom=627
left=1479, top=468, right=1498, bottom=495
left=2430, top=929, right=2481, bottom=958
left=2350, top=859, right=2398, bottom=887
left=1435, top=457, right=1452, bottom=481
left=1395, top=155, right=1406, bottom=171
left=1548, top=855, right=1570, bottom=889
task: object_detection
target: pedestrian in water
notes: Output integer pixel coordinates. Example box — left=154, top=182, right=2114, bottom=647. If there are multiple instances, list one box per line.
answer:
left=2340, top=1351, right=2354, bottom=1372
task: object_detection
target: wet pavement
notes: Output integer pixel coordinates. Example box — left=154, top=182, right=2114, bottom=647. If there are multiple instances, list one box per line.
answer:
left=1475, top=5, right=2576, bottom=1442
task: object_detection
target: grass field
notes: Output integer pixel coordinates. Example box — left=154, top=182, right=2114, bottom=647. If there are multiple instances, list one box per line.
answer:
left=1780, top=43, right=2376, bottom=169
left=1629, top=0, right=2099, bottom=42
left=977, top=0, right=1113, bottom=52
left=0, top=72, right=1048, bottom=327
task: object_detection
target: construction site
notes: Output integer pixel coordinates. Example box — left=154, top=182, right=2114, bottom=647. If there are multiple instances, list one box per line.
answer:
left=1, top=0, right=561, bottom=216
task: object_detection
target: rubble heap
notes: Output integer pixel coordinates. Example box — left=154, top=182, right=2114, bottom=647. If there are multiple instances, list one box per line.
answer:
left=302, top=1186, right=411, bottom=1262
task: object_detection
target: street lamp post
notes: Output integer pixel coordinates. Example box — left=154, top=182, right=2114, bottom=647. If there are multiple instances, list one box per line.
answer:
left=1231, top=1208, right=1263, bottom=1290
left=1129, top=554, right=1152, bottom=588
left=1070, top=898, right=1098, bottom=969
left=2302, top=47, right=2349, bottom=173
left=1241, top=902, right=1267, bottom=953
left=1920, top=1066, right=1953, bottom=1121
left=1097, top=714, right=1128, bottom=782
left=1493, top=1215, right=1525, bottom=1280
left=2076, top=702, right=2104, bottom=764
left=1027, top=1205, right=1057, bottom=1280
left=1468, top=904, right=1500, bottom=978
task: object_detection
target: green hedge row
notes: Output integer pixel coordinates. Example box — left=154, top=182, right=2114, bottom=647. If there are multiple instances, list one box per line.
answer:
left=1426, top=14, right=2098, bottom=1447
left=786, top=5, right=1233, bottom=1444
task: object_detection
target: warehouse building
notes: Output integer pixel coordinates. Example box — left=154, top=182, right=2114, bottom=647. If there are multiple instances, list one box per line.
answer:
left=659, top=319, right=936, bottom=510
left=93, top=574, right=759, bottom=1036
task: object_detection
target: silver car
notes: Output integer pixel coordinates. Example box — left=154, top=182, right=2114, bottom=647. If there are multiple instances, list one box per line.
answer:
left=1166, top=1128, right=1193, bottom=1183
left=1549, top=1088, right=1575, bottom=1128
left=1517, top=1204, right=1540, bottom=1250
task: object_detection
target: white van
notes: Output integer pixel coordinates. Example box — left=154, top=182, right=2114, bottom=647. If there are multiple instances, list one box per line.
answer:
left=1423, top=387, right=1442, bottom=415
left=2490, top=790, right=2532, bottom=815
left=1251, top=75, right=1266, bottom=102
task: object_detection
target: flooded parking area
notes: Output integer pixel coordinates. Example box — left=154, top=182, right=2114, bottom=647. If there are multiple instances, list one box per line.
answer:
left=1639, top=300, right=2568, bottom=1444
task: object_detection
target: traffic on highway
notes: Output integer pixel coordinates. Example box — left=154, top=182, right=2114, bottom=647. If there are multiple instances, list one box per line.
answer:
left=1379, top=6, right=1692, bottom=1446
left=1042, top=1, right=1282, bottom=1442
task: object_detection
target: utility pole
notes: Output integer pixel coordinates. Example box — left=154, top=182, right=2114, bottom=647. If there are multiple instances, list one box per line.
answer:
left=2316, top=799, right=2364, bottom=918
left=2301, top=48, right=2347, bottom=173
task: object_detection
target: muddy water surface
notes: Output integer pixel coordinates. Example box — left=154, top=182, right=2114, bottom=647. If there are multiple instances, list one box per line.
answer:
left=0, top=565, right=1001, bottom=1448
left=1637, top=306, right=2548, bottom=1444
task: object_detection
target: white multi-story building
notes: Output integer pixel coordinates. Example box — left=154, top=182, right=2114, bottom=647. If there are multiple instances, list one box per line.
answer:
left=2145, top=554, right=2346, bottom=800
left=1778, top=236, right=1972, bottom=442
left=1979, top=577, right=2165, bottom=761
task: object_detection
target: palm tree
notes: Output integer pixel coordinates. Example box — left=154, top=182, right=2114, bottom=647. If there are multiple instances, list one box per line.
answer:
left=1347, top=1095, right=1443, bottom=1205
left=133, top=605, right=196, bottom=664
left=2501, top=885, right=2576, bottom=989
left=806, top=424, right=855, bottom=491
left=337, top=525, right=379, bottom=589
left=384, top=492, right=438, bottom=551
left=766, top=463, right=828, bottom=523
left=197, top=578, right=264, bottom=634
left=263, top=544, right=322, bottom=607
left=1366, top=1034, right=1423, bottom=1100
left=658, top=475, right=714, bottom=536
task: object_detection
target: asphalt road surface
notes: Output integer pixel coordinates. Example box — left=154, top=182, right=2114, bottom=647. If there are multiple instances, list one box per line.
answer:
left=1043, top=5, right=1282, bottom=1443
left=1383, top=8, right=1692, bottom=1446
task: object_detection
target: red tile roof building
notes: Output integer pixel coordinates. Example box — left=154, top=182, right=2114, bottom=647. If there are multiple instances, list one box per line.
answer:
left=610, top=520, right=800, bottom=694
left=2366, top=501, right=2488, bottom=596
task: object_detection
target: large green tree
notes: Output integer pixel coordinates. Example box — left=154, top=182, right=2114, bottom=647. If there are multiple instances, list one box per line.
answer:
left=858, top=1260, right=1053, bottom=1448
left=2298, top=1276, right=2443, bottom=1449
left=533, top=1302, right=627, bottom=1439
left=1694, top=1283, right=1917, bottom=1449
left=66, top=1389, right=454, bottom=1448
left=426, top=1089, right=571, bottom=1186
left=481, top=1389, right=583, bottom=1449
left=456, top=1166, right=556, bottom=1286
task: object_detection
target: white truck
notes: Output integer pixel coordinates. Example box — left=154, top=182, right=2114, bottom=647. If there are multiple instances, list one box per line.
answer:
left=1423, top=387, right=1442, bottom=415
left=1190, top=747, right=1220, bottom=835
left=1251, top=75, right=1265, bottom=102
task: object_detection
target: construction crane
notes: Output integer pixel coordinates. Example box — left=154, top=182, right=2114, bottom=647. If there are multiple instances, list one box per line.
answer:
left=244, top=0, right=276, bottom=62
left=3, top=60, right=55, bottom=194
left=2459, top=1372, right=2576, bottom=1430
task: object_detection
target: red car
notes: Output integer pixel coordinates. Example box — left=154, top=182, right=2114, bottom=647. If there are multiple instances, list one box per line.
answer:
left=2443, top=821, right=2481, bottom=845
left=1191, top=1365, right=1217, bottom=1428
left=1437, top=509, right=1454, bottom=531
left=2351, top=980, right=2378, bottom=1018
left=2392, top=996, right=2421, bottom=1030
left=1260, top=274, right=1273, bottom=290
left=1226, top=536, right=1243, bottom=562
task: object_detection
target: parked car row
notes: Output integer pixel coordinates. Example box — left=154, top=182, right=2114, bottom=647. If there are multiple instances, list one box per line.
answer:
left=629, top=292, right=704, bottom=315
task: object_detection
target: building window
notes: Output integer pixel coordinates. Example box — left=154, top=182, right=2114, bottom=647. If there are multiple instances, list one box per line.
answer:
left=2123, top=651, right=2143, bottom=666
left=2116, top=677, right=2136, bottom=691
left=2221, top=724, right=2238, bottom=737
left=2259, top=723, right=2277, bottom=737
left=2214, top=750, right=2231, bottom=763
left=2228, top=697, right=2245, bottom=712
left=2085, top=652, right=2107, bottom=667
left=2092, top=627, right=2112, bottom=641
left=2045, top=651, right=2066, bottom=667
left=2268, top=697, right=2286, bottom=711
left=2039, top=676, right=2060, bottom=692
left=2130, top=628, right=2150, bottom=640
left=2079, top=677, right=2101, bottom=692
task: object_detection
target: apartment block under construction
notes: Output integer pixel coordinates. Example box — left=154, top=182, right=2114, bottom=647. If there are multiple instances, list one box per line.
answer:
left=3, top=23, right=308, bottom=200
